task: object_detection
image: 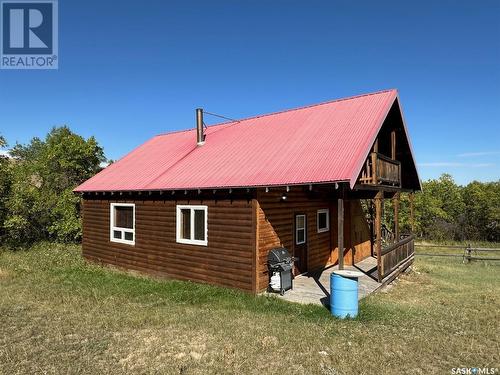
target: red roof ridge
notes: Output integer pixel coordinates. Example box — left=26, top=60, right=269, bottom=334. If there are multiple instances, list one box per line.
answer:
left=155, top=88, right=398, bottom=138
left=224, top=88, right=398, bottom=125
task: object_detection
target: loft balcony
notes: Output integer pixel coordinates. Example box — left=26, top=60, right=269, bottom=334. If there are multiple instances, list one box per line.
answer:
left=358, top=152, right=401, bottom=187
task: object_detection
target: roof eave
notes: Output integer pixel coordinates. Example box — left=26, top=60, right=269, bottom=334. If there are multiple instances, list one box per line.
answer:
left=74, top=179, right=352, bottom=194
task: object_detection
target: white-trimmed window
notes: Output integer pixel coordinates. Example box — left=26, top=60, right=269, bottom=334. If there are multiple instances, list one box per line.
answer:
left=110, top=203, right=135, bottom=245
left=295, top=214, right=306, bottom=245
left=176, top=205, right=208, bottom=246
left=317, top=209, right=330, bottom=233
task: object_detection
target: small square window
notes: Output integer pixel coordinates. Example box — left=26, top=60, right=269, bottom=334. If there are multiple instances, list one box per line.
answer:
left=317, top=209, right=329, bottom=233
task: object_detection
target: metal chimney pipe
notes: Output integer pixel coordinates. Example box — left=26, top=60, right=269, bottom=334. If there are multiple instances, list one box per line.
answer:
left=196, top=108, right=205, bottom=146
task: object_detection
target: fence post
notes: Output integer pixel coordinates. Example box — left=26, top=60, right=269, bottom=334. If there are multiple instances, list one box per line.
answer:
left=464, top=244, right=472, bottom=263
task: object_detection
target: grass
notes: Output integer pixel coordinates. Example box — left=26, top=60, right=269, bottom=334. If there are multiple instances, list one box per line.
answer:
left=0, top=243, right=499, bottom=374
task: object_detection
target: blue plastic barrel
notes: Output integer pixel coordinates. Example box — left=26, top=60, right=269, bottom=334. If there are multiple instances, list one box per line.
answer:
left=330, top=270, right=363, bottom=318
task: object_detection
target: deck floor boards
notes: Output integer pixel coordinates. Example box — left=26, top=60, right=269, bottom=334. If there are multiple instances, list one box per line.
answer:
left=269, top=257, right=389, bottom=306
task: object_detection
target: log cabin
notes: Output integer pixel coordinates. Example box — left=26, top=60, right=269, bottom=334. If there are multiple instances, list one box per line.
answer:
left=74, top=89, right=421, bottom=293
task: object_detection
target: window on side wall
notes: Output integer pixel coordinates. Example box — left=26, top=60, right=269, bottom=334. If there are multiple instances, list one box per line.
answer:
left=317, top=209, right=329, bottom=233
left=295, top=214, right=306, bottom=245
left=176, top=205, right=208, bottom=246
left=110, top=203, right=135, bottom=245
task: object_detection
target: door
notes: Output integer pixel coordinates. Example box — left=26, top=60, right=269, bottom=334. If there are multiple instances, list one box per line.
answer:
left=293, top=213, right=308, bottom=275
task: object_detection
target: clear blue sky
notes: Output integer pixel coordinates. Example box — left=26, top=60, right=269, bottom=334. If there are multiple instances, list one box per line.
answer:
left=1, top=0, right=499, bottom=185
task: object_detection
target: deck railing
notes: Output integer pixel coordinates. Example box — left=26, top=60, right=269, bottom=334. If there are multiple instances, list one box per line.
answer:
left=359, top=152, right=401, bottom=187
left=379, top=235, right=415, bottom=279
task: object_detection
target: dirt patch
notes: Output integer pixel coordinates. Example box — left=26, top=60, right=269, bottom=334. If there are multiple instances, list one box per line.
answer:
left=109, top=328, right=212, bottom=372
left=0, top=268, right=10, bottom=279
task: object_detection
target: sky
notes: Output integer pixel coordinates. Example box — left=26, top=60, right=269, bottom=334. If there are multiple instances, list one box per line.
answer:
left=0, top=0, right=499, bottom=185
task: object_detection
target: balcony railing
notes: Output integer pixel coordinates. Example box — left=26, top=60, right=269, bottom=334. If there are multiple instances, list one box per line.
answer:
left=359, top=152, right=401, bottom=187
left=379, top=235, right=415, bottom=279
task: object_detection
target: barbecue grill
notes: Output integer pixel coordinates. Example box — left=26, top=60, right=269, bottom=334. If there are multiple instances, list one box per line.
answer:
left=267, top=247, right=294, bottom=295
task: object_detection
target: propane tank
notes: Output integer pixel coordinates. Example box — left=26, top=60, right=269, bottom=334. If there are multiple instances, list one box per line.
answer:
left=270, top=271, right=281, bottom=291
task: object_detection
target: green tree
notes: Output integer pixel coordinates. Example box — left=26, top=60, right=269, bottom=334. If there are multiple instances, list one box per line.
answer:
left=396, top=174, right=499, bottom=242
left=463, top=181, right=500, bottom=241
left=3, top=127, right=105, bottom=245
left=413, top=174, right=465, bottom=240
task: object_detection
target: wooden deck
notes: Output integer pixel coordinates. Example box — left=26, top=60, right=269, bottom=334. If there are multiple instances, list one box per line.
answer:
left=271, top=256, right=412, bottom=306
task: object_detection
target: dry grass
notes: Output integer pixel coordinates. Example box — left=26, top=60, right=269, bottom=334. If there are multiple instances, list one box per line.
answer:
left=0, top=243, right=499, bottom=374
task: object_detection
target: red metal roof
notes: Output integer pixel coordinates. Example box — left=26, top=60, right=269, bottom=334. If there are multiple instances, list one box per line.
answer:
left=75, top=89, right=402, bottom=192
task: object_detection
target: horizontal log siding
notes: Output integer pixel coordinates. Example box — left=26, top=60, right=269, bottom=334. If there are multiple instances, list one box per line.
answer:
left=82, top=199, right=255, bottom=292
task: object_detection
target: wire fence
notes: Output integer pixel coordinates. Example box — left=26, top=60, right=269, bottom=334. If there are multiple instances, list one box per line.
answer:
left=415, top=243, right=500, bottom=263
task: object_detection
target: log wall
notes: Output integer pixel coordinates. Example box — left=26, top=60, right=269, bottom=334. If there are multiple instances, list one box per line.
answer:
left=82, top=198, right=256, bottom=292
left=82, top=190, right=372, bottom=294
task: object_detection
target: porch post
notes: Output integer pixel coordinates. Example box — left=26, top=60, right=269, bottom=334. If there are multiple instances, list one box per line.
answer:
left=369, top=200, right=374, bottom=257
left=393, top=192, right=400, bottom=242
left=409, top=192, right=415, bottom=233
left=371, top=138, right=379, bottom=186
left=375, top=190, right=383, bottom=282
left=338, top=187, right=344, bottom=270
left=370, top=152, right=378, bottom=185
